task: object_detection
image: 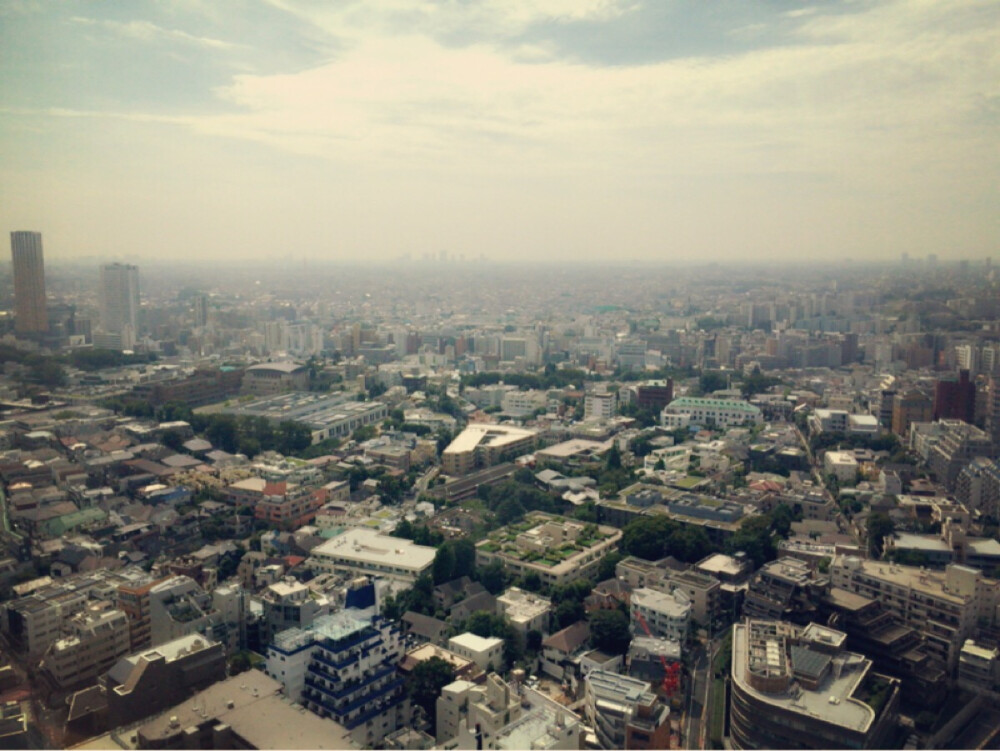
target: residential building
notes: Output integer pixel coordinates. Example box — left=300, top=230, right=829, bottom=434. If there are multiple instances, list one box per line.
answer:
left=957, top=639, right=999, bottom=691
left=627, top=636, right=682, bottom=686
left=955, top=456, right=1000, bottom=518
left=496, top=587, right=552, bottom=636
left=501, top=389, right=548, bottom=417
left=10, top=231, right=47, bottom=335
left=492, top=705, right=583, bottom=750
left=436, top=673, right=523, bottom=748
left=259, top=577, right=333, bottom=646
left=441, top=424, right=538, bottom=475
left=475, top=513, right=623, bottom=589
left=41, top=604, right=130, bottom=689
left=630, top=588, right=691, bottom=643
left=891, top=390, right=932, bottom=437
left=148, top=575, right=226, bottom=649
left=934, top=369, right=976, bottom=423
left=540, top=621, right=591, bottom=682
left=582, top=670, right=671, bottom=750
left=448, top=632, right=504, bottom=672
left=824, top=450, right=859, bottom=484
left=308, top=527, right=436, bottom=583
left=253, top=481, right=325, bottom=528
left=585, top=392, right=616, bottom=420
left=927, top=420, right=997, bottom=491
left=635, top=380, right=674, bottom=412
left=730, top=619, right=899, bottom=750
left=271, top=611, right=408, bottom=748
left=830, top=556, right=1000, bottom=671
left=661, top=397, right=762, bottom=428
left=666, top=568, right=721, bottom=633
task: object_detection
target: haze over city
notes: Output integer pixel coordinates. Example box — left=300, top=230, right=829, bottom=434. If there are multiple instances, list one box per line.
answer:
left=2, top=0, right=999, bottom=265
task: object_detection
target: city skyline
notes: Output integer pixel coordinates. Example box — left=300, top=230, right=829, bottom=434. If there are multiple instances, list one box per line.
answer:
left=1, top=1, right=998, bottom=265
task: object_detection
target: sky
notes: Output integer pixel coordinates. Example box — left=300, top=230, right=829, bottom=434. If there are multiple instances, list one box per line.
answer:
left=1, top=0, right=998, bottom=265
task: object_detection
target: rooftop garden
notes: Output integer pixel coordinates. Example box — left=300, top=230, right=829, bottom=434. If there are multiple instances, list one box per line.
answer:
left=480, top=518, right=613, bottom=567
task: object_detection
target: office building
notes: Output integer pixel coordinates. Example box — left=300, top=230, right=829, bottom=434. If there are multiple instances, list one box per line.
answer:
left=583, top=670, right=671, bottom=750
left=730, top=620, right=899, bottom=750
left=584, top=391, right=616, bottom=420
left=99, top=262, right=140, bottom=346
left=10, top=231, right=47, bottom=334
left=891, top=390, right=932, bottom=437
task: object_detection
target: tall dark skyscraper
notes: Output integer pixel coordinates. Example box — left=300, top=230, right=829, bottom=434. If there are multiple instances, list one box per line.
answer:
left=10, top=231, right=48, bottom=334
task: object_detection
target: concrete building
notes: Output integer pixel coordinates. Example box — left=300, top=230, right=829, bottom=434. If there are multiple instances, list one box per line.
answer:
left=661, top=397, right=762, bottom=429
left=830, top=556, right=1000, bottom=671
left=891, top=390, right=933, bottom=437
left=41, top=604, right=130, bottom=689
left=583, top=670, right=671, bottom=750
left=308, top=527, right=436, bottom=583
left=730, top=619, right=899, bottom=750
left=957, top=639, right=999, bottom=691
left=267, top=610, right=408, bottom=748
left=630, top=587, right=691, bottom=643
left=584, top=392, right=616, bottom=420
left=10, top=231, right=47, bottom=335
left=448, top=632, right=504, bottom=672
left=496, top=587, right=552, bottom=636
left=241, top=361, right=309, bottom=395
left=956, top=456, right=1000, bottom=519
left=225, top=391, right=387, bottom=443
left=475, top=513, right=623, bottom=589
left=436, top=673, right=522, bottom=748
left=100, top=262, right=140, bottom=348
left=824, top=450, right=859, bottom=484
left=927, top=420, right=998, bottom=491
left=259, top=577, right=333, bottom=645
left=442, top=424, right=538, bottom=475
left=134, top=669, right=355, bottom=750
left=104, top=633, right=226, bottom=728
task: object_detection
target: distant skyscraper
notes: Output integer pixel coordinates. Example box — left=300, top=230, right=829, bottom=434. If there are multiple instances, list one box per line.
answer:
left=10, top=231, right=48, bottom=334
left=100, top=263, right=140, bottom=341
left=193, top=294, right=209, bottom=327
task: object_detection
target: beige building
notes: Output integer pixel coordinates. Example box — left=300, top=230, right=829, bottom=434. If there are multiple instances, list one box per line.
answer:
left=307, top=527, right=436, bottom=583
left=830, top=556, right=1000, bottom=671
left=42, top=604, right=130, bottom=689
left=442, top=424, right=538, bottom=475
left=448, top=632, right=504, bottom=672
left=475, top=513, right=623, bottom=589
left=241, top=361, right=309, bottom=395
left=10, top=231, right=47, bottom=334
left=436, top=673, right=522, bottom=748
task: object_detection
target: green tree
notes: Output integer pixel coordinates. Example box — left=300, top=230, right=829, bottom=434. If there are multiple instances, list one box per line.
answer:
left=526, top=629, right=543, bottom=653
left=555, top=599, right=585, bottom=630
left=433, top=545, right=456, bottom=585
left=476, top=560, right=507, bottom=595
left=598, top=551, right=623, bottom=582
left=407, top=657, right=456, bottom=736
left=867, top=512, right=895, bottom=558
left=589, top=609, right=631, bottom=655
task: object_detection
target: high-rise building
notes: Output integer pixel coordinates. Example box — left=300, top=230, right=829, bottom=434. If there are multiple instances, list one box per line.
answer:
left=10, top=231, right=48, bottom=334
left=99, top=263, right=140, bottom=344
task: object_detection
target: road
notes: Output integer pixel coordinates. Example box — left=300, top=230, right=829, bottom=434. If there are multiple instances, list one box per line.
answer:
left=684, top=637, right=719, bottom=750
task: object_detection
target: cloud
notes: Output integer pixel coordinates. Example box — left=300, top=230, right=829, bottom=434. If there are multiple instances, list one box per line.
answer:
left=71, top=16, right=240, bottom=51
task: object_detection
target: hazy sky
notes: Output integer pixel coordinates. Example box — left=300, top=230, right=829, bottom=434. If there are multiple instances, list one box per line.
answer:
left=2, top=0, right=998, bottom=265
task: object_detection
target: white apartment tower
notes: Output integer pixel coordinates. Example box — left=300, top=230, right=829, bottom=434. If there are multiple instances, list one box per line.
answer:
left=100, top=263, right=140, bottom=346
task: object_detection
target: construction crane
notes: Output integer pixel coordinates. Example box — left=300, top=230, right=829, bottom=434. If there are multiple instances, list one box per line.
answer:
left=633, top=608, right=682, bottom=698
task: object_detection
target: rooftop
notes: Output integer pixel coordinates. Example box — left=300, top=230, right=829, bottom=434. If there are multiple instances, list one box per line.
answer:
left=734, top=621, right=875, bottom=733
left=311, top=527, right=436, bottom=572
left=444, top=423, right=538, bottom=454
left=450, top=632, right=503, bottom=652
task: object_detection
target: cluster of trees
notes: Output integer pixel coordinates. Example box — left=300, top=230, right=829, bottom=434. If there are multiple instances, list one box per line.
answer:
left=621, top=516, right=714, bottom=564
left=407, top=657, right=455, bottom=735
left=810, top=431, right=900, bottom=454
left=589, top=609, right=632, bottom=655
left=390, top=520, right=445, bottom=547
left=476, top=478, right=559, bottom=527
left=549, top=578, right=594, bottom=630
left=431, top=538, right=477, bottom=585
left=462, top=366, right=597, bottom=391
left=724, top=504, right=797, bottom=567
left=867, top=512, right=895, bottom=558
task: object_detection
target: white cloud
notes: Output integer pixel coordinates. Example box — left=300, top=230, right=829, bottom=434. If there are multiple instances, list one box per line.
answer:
left=71, top=16, right=240, bottom=50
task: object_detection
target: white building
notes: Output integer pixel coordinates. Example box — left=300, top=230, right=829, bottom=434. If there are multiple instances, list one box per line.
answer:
left=584, top=392, right=616, bottom=421
left=630, top=587, right=692, bottom=643
left=823, top=450, right=859, bottom=483
left=501, top=389, right=548, bottom=417
left=307, top=527, right=436, bottom=583
left=496, top=588, right=552, bottom=636
left=436, top=673, right=523, bottom=748
left=41, top=604, right=130, bottom=689
left=99, top=262, right=140, bottom=346
left=448, top=632, right=504, bottom=672
left=661, top=397, right=762, bottom=428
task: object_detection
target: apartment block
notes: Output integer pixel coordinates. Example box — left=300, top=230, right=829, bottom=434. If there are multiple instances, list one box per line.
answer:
left=441, top=424, right=538, bottom=475
left=41, top=604, right=130, bottom=689
left=630, top=587, right=691, bottom=643
left=583, top=670, right=671, bottom=751
left=496, top=587, right=552, bottom=636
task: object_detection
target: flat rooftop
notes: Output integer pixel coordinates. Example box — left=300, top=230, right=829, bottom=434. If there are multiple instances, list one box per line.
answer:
left=444, top=423, right=537, bottom=454
left=450, top=632, right=503, bottom=652
left=733, top=622, right=875, bottom=733
left=311, top=527, right=436, bottom=571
